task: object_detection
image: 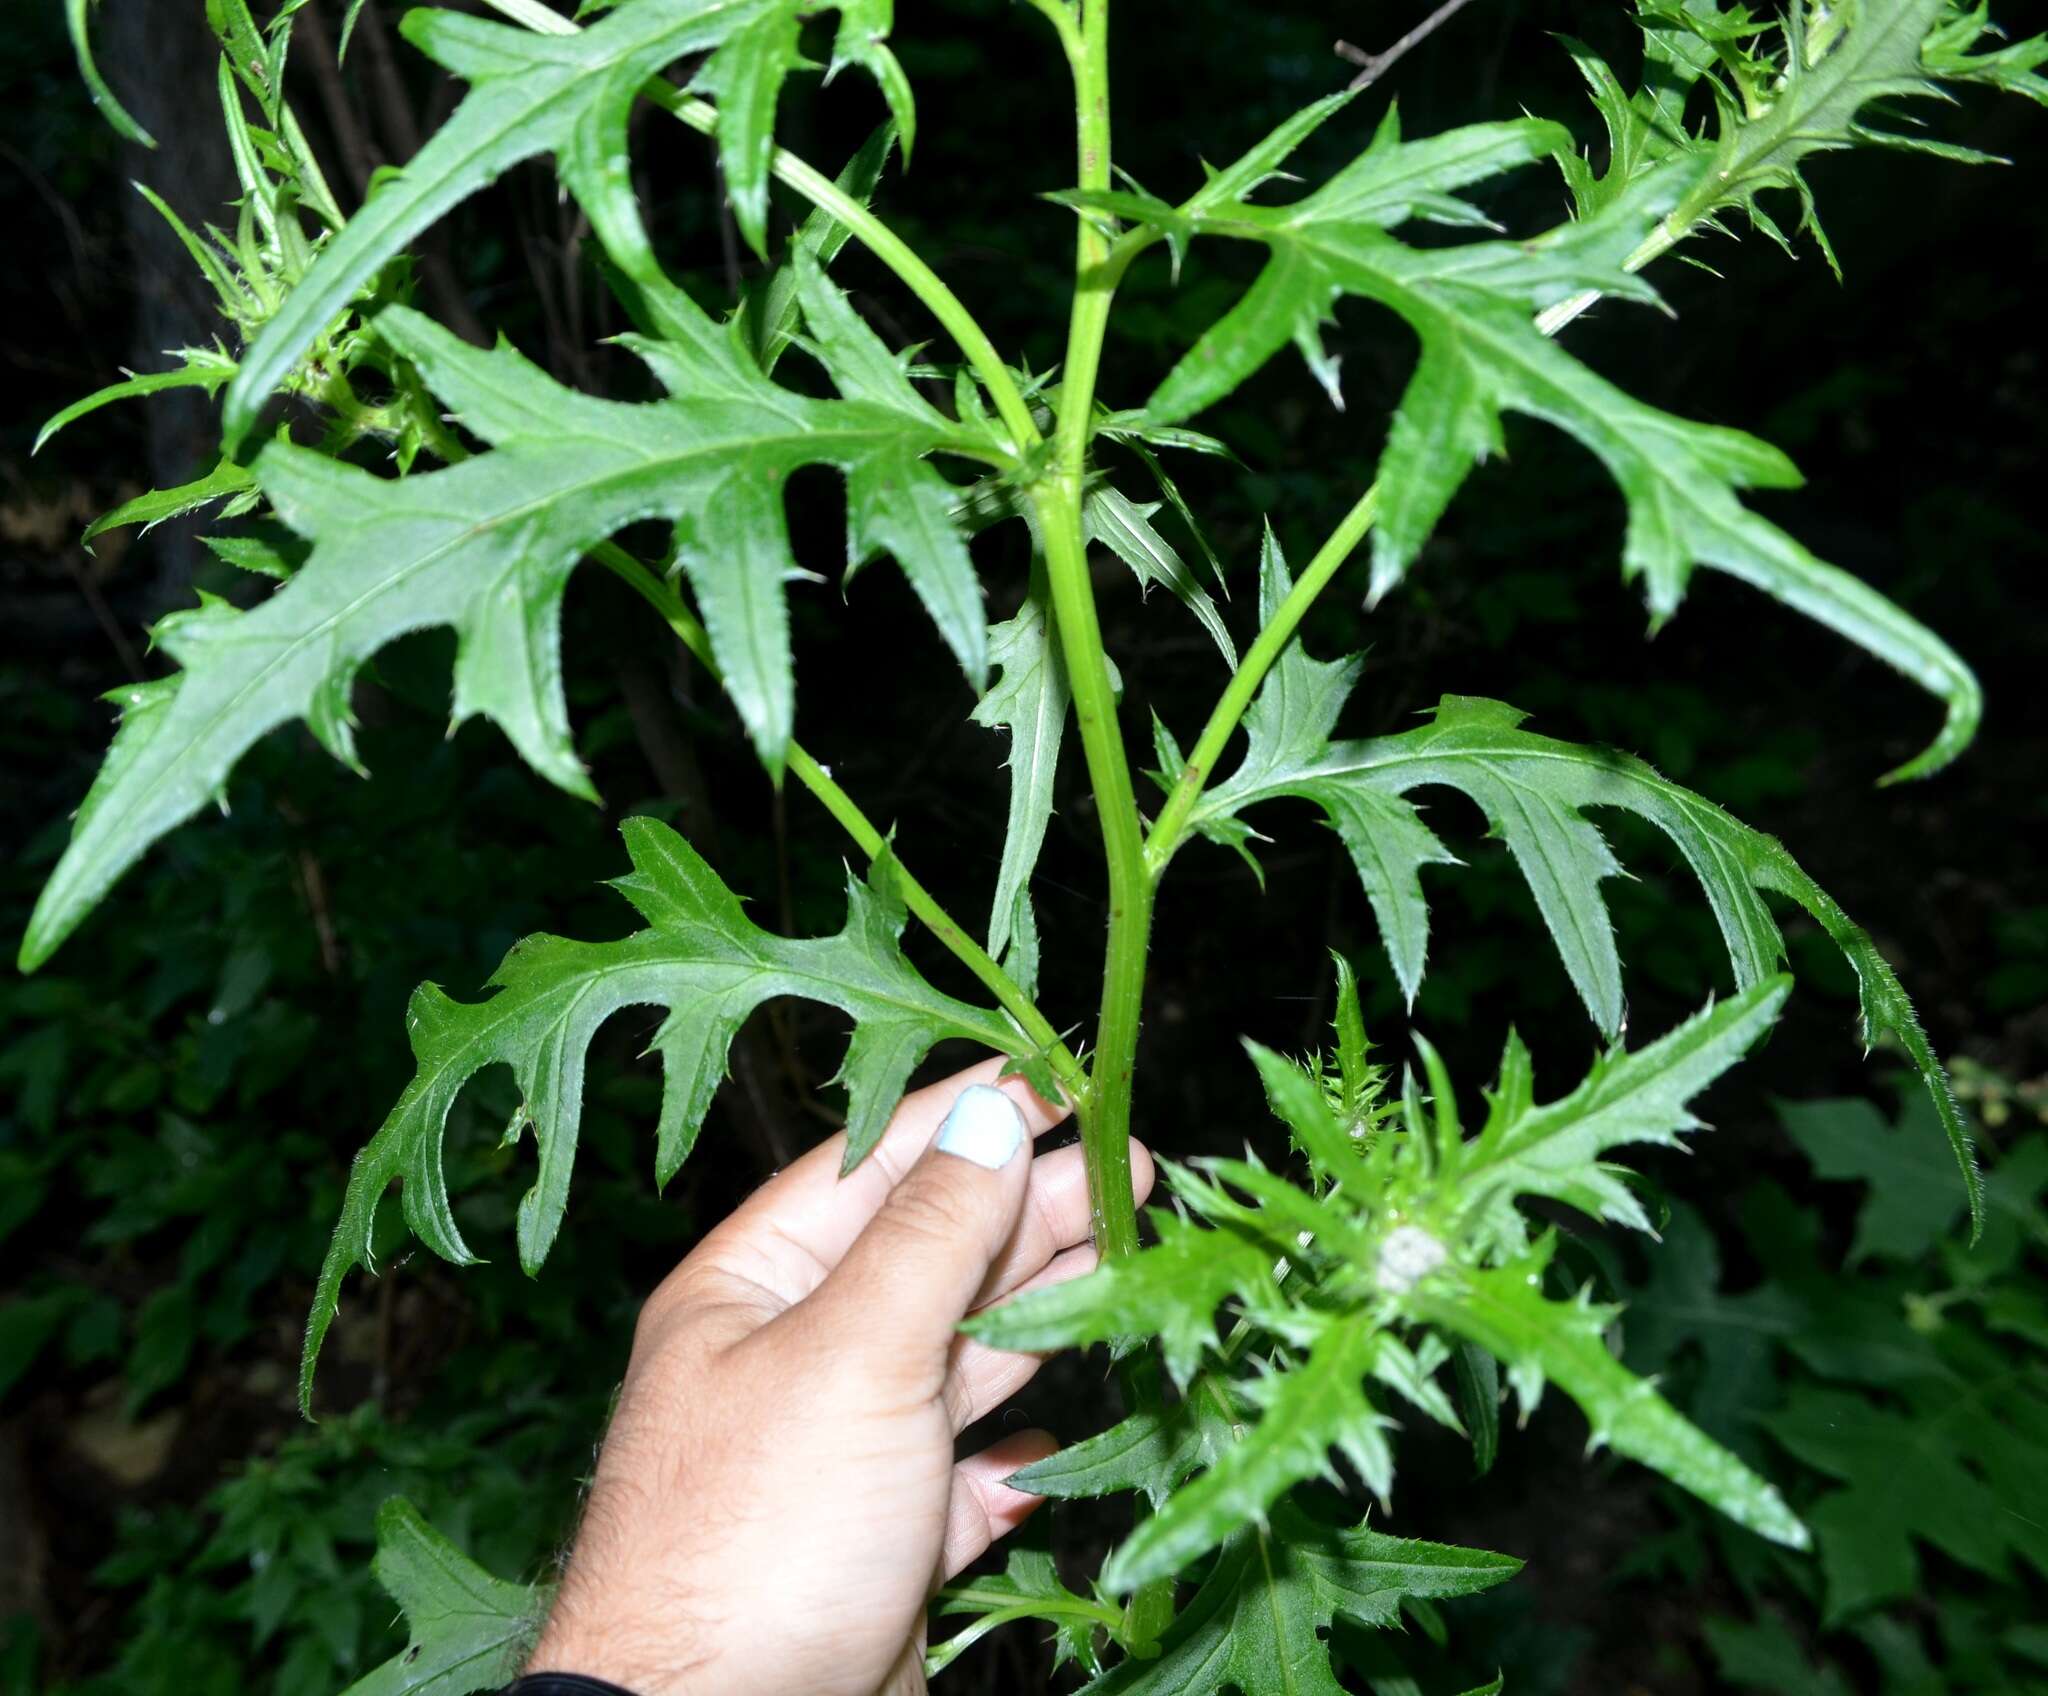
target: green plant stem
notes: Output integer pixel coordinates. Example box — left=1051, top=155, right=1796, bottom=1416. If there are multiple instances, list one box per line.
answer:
left=1144, top=487, right=1381, bottom=871
left=595, top=542, right=1087, bottom=1104
left=475, top=0, right=1041, bottom=453
left=1036, top=485, right=1149, bottom=1253
left=1032, top=0, right=1181, bottom=1648
left=1036, top=0, right=1147, bottom=1261
left=1532, top=221, right=1681, bottom=337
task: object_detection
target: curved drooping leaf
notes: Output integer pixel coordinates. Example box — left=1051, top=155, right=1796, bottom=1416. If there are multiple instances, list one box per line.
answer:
left=223, top=0, right=909, bottom=444
left=1107, top=1, right=2001, bottom=777
left=1084, top=486, right=1237, bottom=667
left=65, top=0, right=154, bottom=146
left=23, top=287, right=994, bottom=972
left=1179, top=534, right=1980, bottom=1228
left=1407, top=1249, right=1810, bottom=1548
left=340, top=1500, right=545, bottom=1696
left=1082, top=1506, right=1519, bottom=1696
left=34, top=347, right=237, bottom=455
left=303, top=817, right=1023, bottom=1410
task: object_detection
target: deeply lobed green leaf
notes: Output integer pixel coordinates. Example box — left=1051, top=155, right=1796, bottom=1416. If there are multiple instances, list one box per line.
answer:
left=964, top=1208, right=1276, bottom=1386
left=972, top=584, right=1070, bottom=960
left=1081, top=1505, right=1519, bottom=1695
left=25, top=276, right=995, bottom=972
left=302, top=817, right=1023, bottom=1411
left=1101, top=1317, right=1396, bottom=1593
left=1408, top=1249, right=1810, bottom=1549
left=1178, top=536, right=1981, bottom=1229
left=988, top=982, right=1808, bottom=1602
left=1105, top=0, right=2031, bottom=778
left=1457, top=980, right=1793, bottom=1245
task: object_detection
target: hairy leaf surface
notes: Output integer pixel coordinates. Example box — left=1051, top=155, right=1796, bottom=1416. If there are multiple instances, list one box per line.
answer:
left=303, top=818, right=1020, bottom=1409
left=339, top=1500, right=543, bottom=1696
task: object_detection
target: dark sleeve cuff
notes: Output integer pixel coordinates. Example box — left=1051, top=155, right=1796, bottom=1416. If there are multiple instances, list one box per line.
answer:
left=503, top=1677, right=642, bottom=1696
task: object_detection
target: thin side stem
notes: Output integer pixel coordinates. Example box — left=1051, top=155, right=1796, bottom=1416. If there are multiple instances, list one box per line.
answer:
left=1144, top=207, right=1690, bottom=870
left=475, top=0, right=1041, bottom=452
left=597, top=543, right=1087, bottom=1104
left=1144, top=487, right=1379, bottom=871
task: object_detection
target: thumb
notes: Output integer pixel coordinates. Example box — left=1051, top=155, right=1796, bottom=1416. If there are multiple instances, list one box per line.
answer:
left=800, top=1083, right=1032, bottom=1391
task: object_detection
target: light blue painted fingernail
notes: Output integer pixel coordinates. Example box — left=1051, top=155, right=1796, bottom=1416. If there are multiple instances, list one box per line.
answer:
left=935, top=1084, right=1026, bottom=1170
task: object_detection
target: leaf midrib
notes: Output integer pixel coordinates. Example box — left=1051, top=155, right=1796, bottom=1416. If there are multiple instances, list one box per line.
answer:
left=91, top=416, right=947, bottom=864
left=389, top=946, right=1010, bottom=1150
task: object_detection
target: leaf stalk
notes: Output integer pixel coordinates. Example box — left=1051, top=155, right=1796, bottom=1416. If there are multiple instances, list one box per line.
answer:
left=595, top=543, right=1086, bottom=1103
left=1144, top=487, right=1382, bottom=873
left=474, top=0, right=1042, bottom=452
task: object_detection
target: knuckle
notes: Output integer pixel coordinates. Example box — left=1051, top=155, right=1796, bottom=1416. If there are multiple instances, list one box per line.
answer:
left=880, top=1172, right=977, bottom=1249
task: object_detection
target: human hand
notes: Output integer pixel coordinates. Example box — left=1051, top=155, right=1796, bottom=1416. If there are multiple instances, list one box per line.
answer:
left=523, top=1057, right=1154, bottom=1696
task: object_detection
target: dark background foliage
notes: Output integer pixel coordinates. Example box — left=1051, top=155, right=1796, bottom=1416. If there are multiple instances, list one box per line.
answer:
left=2, top=1, right=2042, bottom=1691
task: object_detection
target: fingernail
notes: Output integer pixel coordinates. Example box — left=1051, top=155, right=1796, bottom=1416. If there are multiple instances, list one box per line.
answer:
left=935, top=1084, right=1025, bottom=1170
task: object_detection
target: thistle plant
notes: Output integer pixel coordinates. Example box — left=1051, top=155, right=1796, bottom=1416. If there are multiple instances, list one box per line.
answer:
left=30, top=0, right=2046, bottom=1688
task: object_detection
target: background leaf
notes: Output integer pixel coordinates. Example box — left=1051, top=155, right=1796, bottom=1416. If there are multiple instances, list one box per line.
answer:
left=337, top=1500, right=542, bottom=1696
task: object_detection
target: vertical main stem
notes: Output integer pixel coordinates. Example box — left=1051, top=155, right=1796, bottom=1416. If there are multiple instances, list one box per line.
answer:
left=1035, top=0, right=1178, bottom=1646
left=1038, top=0, right=1148, bottom=1264
left=1038, top=484, right=1150, bottom=1260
